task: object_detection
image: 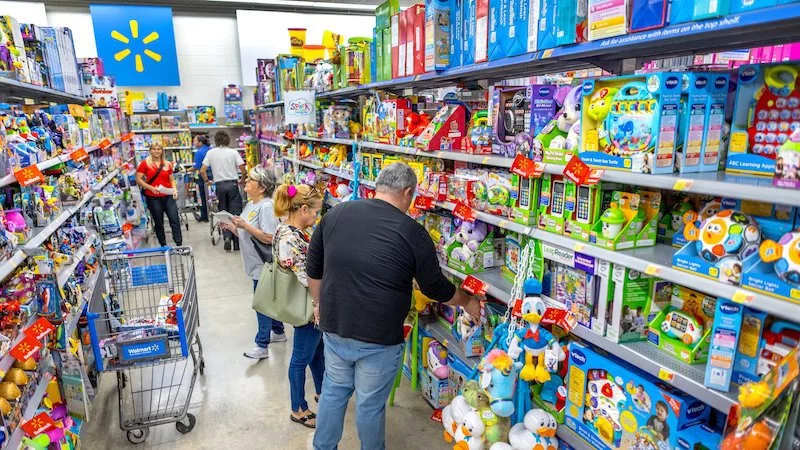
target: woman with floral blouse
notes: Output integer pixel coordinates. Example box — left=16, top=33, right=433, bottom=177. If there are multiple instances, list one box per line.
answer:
left=273, top=183, right=324, bottom=429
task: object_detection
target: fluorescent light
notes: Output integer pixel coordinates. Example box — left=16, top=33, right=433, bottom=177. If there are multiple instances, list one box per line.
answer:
left=211, top=0, right=376, bottom=11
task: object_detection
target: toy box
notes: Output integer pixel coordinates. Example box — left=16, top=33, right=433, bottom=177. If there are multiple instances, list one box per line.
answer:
left=606, top=266, right=654, bottom=342
left=475, top=0, right=489, bottom=63
left=21, top=24, right=49, bottom=88
left=774, top=129, right=800, bottom=188
left=586, top=0, right=628, bottom=41
left=676, top=424, right=722, bottom=450
left=410, top=4, right=426, bottom=75
left=39, top=27, right=64, bottom=92
left=377, top=99, right=412, bottom=144
left=537, top=174, right=572, bottom=234
left=419, top=363, right=452, bottom=408
left=658, top=196, right=716, bottom=248
left=743, top=230, right=800, bottom=304
left=447, top=347, right=475, bottom=394
left=701, top=73, right=730, bottom=172
left=556, top=0, right=588, bottom=45
left=647, top=285, right=716, bottom=364
left=446, top=222, right=496, bottom=274
left=88, top=76, right=118, bottom=108
left=462, top=0, right=476, bottom=66
left=541, top=243, right=600, bottom=329
left=510, top=174, right=542, bottom=225
left=425, top=0, right=450, bottom=71
left=391, top=14, right=400, bottom=78
left=452, top=305, right=485, bottom=357
left=537, top=0, right=558, bottom=50
left=566, top=182, right=603, bottom=243
left=400, top=9, right=410, bottom=76
left=591, top=190, right=660, bottom=251
left=731, top=307, right=770, bottom=385
left=450, top=0, right=464, bottom=68
left=629, top=0, right=669, bottom=32
left=0, top=16, right=30, bottom=83
left=729, top=0, right=777, bottom=13
left=488, top=0, right=510, bottom=60
left=693, top=0, right=730, bottom=19
left=579, top=73, right=682, bottom=175
left=727, top=63, right=800, bottom=176
left=193, top=106, right=217, bottom=125
left=490, top=85, right=559, bottom=158
left=703, top=300, right=744, bottom=392
left=565, top=342, right=711, bottom=450
left=675, top=73, right=711, bottom=174
left=416, top=103, right=467, bottom=151
left=501, top=231, right=528, bottom=282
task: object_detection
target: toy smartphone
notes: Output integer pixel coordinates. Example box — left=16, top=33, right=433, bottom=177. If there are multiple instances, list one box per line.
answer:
left=551, top=180, right=566, bottom=217
left=576, top=186, right=593, bottom=224
left=518, top=176, right=533, bottom=209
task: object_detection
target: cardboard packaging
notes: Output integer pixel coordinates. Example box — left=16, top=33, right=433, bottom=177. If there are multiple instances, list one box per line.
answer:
left=425, top=0, right=450, bottom=70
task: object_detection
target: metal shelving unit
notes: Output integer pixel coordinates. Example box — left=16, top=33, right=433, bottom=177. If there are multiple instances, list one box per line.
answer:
left=556, top=426, right=595, bottom=450
left=259, top=138, right=285, bottom=147
left=256, top=100, right=284, bottom=109
left=296, top=135, right=357, bottom=146
left=132, top=128, right=187, bottom=134
left=5, top=355, right=55, bottom=450
left=420, top=317, right=480, bottom=369
left=56, top=240, right=95, bottom=287
left=0, top=77, right=85, bottom=103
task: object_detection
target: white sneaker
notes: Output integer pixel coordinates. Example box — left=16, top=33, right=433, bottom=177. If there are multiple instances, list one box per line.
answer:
left=271, top=332, right=287, bottom=343
left=244, top=346, right=269, bottom=359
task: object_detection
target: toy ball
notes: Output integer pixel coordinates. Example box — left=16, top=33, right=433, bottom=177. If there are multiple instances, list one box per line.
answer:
left=687, top=210, right=762, bottom=263
left=760, top=229, right=800, bottom=287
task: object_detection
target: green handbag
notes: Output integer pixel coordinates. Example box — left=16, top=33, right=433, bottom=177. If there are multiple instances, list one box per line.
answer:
left=253, top=258, right=314, bottom=327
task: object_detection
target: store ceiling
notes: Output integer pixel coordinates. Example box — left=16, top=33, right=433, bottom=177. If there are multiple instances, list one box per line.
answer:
left=28, top=0, right=397, bottom=15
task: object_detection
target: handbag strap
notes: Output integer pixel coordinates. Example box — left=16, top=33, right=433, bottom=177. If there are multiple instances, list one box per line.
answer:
left=146, top=162, right=166, bottom=185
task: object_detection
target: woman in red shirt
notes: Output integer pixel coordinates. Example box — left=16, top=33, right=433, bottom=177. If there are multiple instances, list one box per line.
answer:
left=135, top=144, right=182, bottom=246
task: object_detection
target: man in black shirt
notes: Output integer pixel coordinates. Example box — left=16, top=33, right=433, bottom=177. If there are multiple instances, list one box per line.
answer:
left=309, top=163, right=481, bottom=450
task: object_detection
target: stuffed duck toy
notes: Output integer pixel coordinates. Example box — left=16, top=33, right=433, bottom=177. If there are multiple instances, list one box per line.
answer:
left=506, top=409, right=559, bottom=450
left=508, top=278, right=565, bottom=383
left=452, top=409, right=487, bottom=450
left=443, top=395, right=473, bottom=443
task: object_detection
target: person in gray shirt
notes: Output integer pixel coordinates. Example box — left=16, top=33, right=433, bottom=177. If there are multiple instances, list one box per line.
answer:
left=224, top=166, right=287, bottom=359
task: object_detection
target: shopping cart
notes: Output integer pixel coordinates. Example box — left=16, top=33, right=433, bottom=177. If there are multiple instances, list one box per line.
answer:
left=175, top=170, right=199, bottom=229
left=206, top=183, right=222, bottom=245
left=86, top=247, right=205, bottom=444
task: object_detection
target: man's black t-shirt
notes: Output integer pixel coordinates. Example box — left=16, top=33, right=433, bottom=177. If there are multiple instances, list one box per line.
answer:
left=306, top=198, right=456, bottom=345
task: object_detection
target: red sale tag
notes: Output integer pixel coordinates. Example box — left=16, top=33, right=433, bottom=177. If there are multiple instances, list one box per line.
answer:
left=461, top=275, right=488, bottom=296
left=70, top=147, right=89, bottom=162
left=585, top=168, right=604, bottom=185
left=509, top=154, right=543, bottom=178
left=21, top=412, right=55, bottom=438
left=562, top=156, right=591, bottom=185
left=14, top=165, right=45, bottom=186
left=511, top=298, right=523, bottom=318
left=121, top=132, right=135, bottom=142
left=413, top=195, right=434, bottom=211
left=98, top=138, right=112, bottom=150
left=452, top=201, right=477, bottom=223
left=9, top=335, right=43, bottom=362
left=24, top=317, right=55, bottom=341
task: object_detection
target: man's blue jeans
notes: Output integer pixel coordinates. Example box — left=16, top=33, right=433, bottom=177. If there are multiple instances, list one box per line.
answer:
left=313, top=333, right=403, bottom=450
left=252, top=279, right=285, bottom=348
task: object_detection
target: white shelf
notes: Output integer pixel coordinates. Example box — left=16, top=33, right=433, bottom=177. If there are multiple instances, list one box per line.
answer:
left=296, top=135, right=357, bottom=146
left=189, top=124, right=248, bottom=130
left=323, top=168, right=354, bottom=181
left=440, top=264, right=513, bottom=304
left=164, top=146, right=191, bottom=150
left=0, top=314, right=40, bottom=375
left=132, top=129, right=188, bottom=134
left=295, top=159, right=324, bottom=170
left=256, top=101, right=283, bottom=109
left=361, top=141, right=512, bottom=167
left=419, top=317, right=480, bottom=368
left=64, top=269, right=101, bottom=337
left=259, top=139, right=285, bottom=147
left=56, top=240, right=94, bottom=287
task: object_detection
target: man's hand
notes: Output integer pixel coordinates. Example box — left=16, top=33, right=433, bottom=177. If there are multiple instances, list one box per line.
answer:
left=205, top=180, right=213, bottom=186
left=463, top=295, right=483, bottom=320
left=313, top=304, right=320, bottom=325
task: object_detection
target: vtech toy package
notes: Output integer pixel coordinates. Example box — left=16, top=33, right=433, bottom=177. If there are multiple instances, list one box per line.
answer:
left=586, top=0, right=629, bottom=41
left=629, top=0, right=670, bottom=32
left=647, top=285, right=716, bottom=365
left=565, top=342, right=711, bottom=450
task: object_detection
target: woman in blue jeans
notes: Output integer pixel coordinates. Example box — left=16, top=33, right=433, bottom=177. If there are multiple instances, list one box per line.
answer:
left=273, top=183, right=325, bottom=428
left=224, top=166, right=286, bottom=359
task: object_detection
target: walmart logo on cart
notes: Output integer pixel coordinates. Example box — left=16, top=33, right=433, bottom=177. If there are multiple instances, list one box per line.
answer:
left=90, top=4, right=181, bottom=86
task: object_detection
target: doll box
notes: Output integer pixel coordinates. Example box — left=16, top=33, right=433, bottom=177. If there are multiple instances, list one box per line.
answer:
left=446, top=229, right=496, bottom=274
left=579, top=73, right=682, bottom=175
left=419, top=353, right=454, bottom=408
left=565, top=342, right=711, bottom=450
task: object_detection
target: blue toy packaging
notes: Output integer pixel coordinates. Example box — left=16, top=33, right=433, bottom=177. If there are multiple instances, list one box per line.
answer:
left=579, top=73, right=682, bottom=175
left=693, top=0, right=731, bottom=18
left=462, top=0, right=477, bottom=66
left=488, top=0, right=509, bottom=60
left=675, top=73, right=711, bottom=174
left=729, top=0, right=778, bottom=13
left=742, top=231, right=800, bottom=303
left=668, top=0, right=694, bottom=23
left=676, top=424, right=722, bottom=450
left=565, top=342, right=711, bottom=450
left=425, top=0, right=450, bottom=71
left=629, top=0, right=670, bottom=32
left=452, top=305, right=485, bottom=358
left=511, top=0, right=531, bottom=56
left=555, top=0, right=588, bottom=45
left=450, top=0, right=464, bottom=68
left=537, top=0, right=558, bottom=50
left=447, top=348, right=475, bottom=394
left=727, top=63, right=800, bottom=176
left=731, top=307, right=769, bottom=385
left=527, top=0, right=541, bottom=51
left=701, top=73, right=730, bottom=172
left=703, top=300, right=744, bottom=392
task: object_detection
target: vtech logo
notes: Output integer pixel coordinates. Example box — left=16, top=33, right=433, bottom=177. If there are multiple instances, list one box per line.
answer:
left=715, top=76, right=727, bottom=88
left=740, top=66, right=758, bottom=83
left=666, top=76, right=680, bottom=89
left=539, top=87, right=552, bottom=96
left=570, top=349, right=587, bottom=365
left=582, top=81, right=594, bottom=94
left=719, top=302, right=741, bottom=314
left=686, top=402, right=707, bottom=419
left=695, top=77, right=708, bottom=89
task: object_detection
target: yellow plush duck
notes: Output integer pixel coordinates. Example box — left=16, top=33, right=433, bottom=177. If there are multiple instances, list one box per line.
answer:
left=508, top=279, right=558, bottom=383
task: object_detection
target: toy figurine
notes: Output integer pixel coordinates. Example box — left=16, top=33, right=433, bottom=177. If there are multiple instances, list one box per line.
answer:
left=759, top=229, right=800, bottom=287
left=600, top=204, right=626, bottom=240
left=505, top=409, right=559, bottom=450
left=508, top=279, right=564, bottom=383
left=453, top=409, right=487, bottom=450
left=443, top=395, right=472, bottom=443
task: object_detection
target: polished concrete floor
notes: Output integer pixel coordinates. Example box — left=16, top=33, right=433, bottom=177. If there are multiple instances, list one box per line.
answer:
left=81, top=222, right=447, bottom=449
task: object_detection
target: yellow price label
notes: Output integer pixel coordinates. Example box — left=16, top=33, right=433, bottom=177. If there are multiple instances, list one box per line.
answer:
left=672, top=179, right=694, bottom=192
left=436, top=152, right=445, bottom=158
left=497, top=219, right=509, bottom=229
left=658, top=368, right=675, bottom=383
left=542, top=49, right=554, bottom=59
left=644, top=264, right=662, bottom=276
left=573, top=243, right=586, bottom=252
left=429, top=229, right=442, bottom=243
left=732, top=289, right=754, bottom=305
left=482, top=156, right=491, bottom=164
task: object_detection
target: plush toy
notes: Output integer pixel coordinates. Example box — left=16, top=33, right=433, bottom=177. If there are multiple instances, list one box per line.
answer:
left=506, top=409, right=559, bottom=450
left=443, top=395, right=473, bottom=443
left=450, top=221, right=488, bottom=262
left=453, top=409, right=487, bottom=450
left=426, top=340, right=449, bottom=379
left=533, top=86, right=582, bottom=156
left=462, top=380, right=510, bottom=446
left=478, top=349, right=523, bottom=417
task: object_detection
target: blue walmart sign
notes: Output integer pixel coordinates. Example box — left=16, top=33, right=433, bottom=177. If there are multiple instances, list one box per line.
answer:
left=90, top=4, right=180, bottom=86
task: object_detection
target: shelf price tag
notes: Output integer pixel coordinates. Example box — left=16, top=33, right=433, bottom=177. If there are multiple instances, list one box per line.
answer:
left=98, top=138, right=112, bottom=150
left=14, top=165, right=45, bottom=186
left=461, top=275, right=488, bottom=296
left=9, top=335, right=43, bottom=362
left=732, top=290, right=754, bottom=305
left=644, top=264, right=662, bottom=276
left=413, top=195, right=434, bottom=211
left=510, top=154, right=544, bottom=178
left=657, top=368, right=675, bottom=383
left=585, top=168, right=604, bottom=185
left=121, top=132, right=135, bottom=142
left=672, top=179, right=694, bottom=192
left=24, top=318, right=55, bottom=341
left=70, top=147, right=89, bottom=163
left=21, top=412, right=56, bottom=438
left=453, top=201, right=477, bottom=223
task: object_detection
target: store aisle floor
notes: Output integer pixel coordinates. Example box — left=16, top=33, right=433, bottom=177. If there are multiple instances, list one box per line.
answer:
left=81, top=222, right=446, bottom=449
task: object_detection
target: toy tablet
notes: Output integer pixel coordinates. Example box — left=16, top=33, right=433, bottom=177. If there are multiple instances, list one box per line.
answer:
left=748, top=65, right=800, bottom=159
left=599, top=82, right=656, bottom=156
left=660, top=308, right=704, bottom=345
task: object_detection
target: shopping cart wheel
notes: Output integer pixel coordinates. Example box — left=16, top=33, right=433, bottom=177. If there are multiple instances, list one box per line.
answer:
left=211, top=234, right=217, bottom=246
left=199, top=359, right=205, bottom=375
left=127, top=428, right=149, bottom=444
left=176, top=414, right=196, bottom=434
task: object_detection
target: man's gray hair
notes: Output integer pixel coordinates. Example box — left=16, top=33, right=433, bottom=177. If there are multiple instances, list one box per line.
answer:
left=375, top=162, right=418, bottom=194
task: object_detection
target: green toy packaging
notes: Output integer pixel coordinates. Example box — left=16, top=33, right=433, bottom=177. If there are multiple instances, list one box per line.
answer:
left=537, top=174, right=572, bottom=235
left=591, top=191, right=641, bottom=250
left=501, top=231, right=528, bottom=283
left=446, top=222, right=496, bottom=274
left=566, top=182, right=603, bottom=243
left=635, top=189, right=662, bottom=247
left=510, top=174, right=541, bottom=226
left=647, top=285, right=716, bottom=365
left=606, top=266, right=654, bottom=343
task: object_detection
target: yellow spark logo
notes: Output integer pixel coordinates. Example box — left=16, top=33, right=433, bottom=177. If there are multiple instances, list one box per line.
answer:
left=111, top=19, right=162, bottom=73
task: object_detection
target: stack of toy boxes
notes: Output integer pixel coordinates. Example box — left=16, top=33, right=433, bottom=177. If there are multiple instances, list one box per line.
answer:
left=418, top=327, right=454, bottom=408
left=461, top=0, right=488, bottom=66
left=425, top=0, right=449, bottom=71
left=555, top=0, right=588, bottom=45
left=78, top=57, right=104, bottom=97
left=565, top=342, right=712, bottom=450
left=255, top=59, right=276, bottom=105
left=20, top=24, right=50, bottom=88
left=0, top=16, right=30, bottom=83
left=376, top=0, right=399, bottom=80
left=54, top=27, right=81, bottom=95
left=401, top=4, right=426, bottom=76
left=670, top=0, right=729, bottom=23
left=38, top=27, right=64, bottom=92
left=675, top=72, right=731, bottom=173
left=224, top=84, right=244, bottom=126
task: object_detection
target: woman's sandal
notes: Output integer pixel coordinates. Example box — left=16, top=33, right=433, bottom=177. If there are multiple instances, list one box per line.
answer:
left=314, top=394, right=320, bottom=403
left=290, top=412, right=316, bottom=429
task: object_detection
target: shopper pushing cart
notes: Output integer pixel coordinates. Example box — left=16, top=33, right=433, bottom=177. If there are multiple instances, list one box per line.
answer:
left=199, top=131, right=246, bottom=252
left=87, top=247, right=204, bottom=444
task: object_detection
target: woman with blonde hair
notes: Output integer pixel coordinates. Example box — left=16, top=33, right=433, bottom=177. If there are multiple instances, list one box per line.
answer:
left=135, top=144, right=182, bottom=246
left=273, top=183, right=324, bottom=428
